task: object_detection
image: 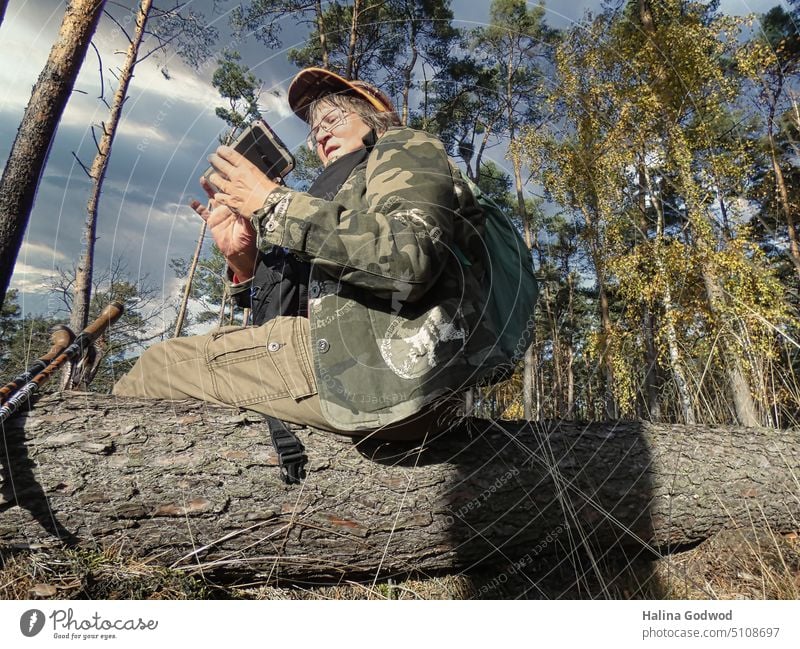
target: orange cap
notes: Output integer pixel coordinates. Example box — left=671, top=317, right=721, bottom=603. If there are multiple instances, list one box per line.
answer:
left=288, top=67, right=397, bottom=123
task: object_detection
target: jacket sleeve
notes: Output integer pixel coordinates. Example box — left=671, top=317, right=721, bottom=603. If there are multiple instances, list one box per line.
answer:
left=250, top=128, right=456, bottom=303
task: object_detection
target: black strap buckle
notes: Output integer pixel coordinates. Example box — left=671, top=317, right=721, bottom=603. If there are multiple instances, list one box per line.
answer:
left=266, top=416, right=307, bottom=485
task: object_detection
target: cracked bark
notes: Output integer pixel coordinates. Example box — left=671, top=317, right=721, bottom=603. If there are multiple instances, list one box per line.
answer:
left=1, top=393, right=797, bottom=582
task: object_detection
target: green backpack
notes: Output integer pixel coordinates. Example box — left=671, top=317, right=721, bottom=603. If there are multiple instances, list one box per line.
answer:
left=462, top=178, right=539, bottom=379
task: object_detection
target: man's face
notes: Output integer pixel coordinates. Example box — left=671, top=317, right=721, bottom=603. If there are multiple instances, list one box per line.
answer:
left=308, top=102, right=372, bottom=166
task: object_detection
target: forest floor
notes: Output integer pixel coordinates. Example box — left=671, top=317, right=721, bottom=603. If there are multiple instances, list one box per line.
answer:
left=1, top=528, right=798, bottom=600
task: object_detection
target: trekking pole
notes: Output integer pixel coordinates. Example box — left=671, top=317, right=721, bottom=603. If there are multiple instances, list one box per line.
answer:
left=0, top=302, right=124, bottom=425
left=0, top=325, right=75, bottom=406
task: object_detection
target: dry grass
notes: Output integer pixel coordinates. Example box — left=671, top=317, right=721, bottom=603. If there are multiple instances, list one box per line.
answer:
left=0, top=543, right=215, bottom=600
left=653, top=529, right=800, bottom=600
left=1, top=528, right=797, bottom=600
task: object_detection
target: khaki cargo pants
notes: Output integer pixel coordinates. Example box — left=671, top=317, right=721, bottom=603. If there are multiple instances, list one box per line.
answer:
left=112, top=316, right=444, bottom=441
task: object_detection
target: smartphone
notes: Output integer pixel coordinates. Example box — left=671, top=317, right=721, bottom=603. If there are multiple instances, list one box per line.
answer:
left=204, top=120, right=295, bottom=191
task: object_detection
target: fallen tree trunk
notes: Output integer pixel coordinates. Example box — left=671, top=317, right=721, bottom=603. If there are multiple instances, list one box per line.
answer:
left=1, top=393, right=798, bottom=583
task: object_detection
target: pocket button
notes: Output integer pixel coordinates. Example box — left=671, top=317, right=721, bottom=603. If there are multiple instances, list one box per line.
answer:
left=267, top=341, right=282, bottom=352
left=317, top=338, right=330, bottom=353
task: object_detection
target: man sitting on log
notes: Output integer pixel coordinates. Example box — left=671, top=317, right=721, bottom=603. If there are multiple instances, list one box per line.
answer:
left=113, top=68, right=505, bottom=441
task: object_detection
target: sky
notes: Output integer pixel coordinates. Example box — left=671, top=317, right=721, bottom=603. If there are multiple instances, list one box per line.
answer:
left=0, top=0, right=787, bottom=323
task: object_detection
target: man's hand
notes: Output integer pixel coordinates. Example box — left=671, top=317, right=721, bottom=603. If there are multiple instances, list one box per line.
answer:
left=191, top=177, right=258, bottom=281
left=206, top=145, right=280, bottom=217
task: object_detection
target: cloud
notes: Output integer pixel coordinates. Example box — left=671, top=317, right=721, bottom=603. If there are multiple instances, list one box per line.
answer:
left=19, top=241, right=69, bottom=262
left=8, top=262, right=57, bottom=293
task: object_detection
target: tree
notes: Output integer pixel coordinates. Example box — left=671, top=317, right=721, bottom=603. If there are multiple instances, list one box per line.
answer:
left=0, top=288, right=20, bottom=351
left=423, top=55, right=506, bottom=183
left=211, top=50, right=262, bottom=130
left=738, top=5, right=800, bottom=281
left=520, top=12, right=628, bottom=420
left=0, top=290, right=60, bottom=398
left=378, top=0, right=457, bottom=126
left=631, top=0, right=767, bottom=427
left=231, top=1, right=333, bottom=69
left=232, top=0, right=393, bottom=80
left=67, top=1, right=217, bottom=356
left=47, top=258, right=176, bottom=393
left=473, top=0, right=555, bottom=247
left=518, top=0, right=788, bottom=426
left=0, top=0, right=106, bottom=312
left=172, top=246, right=229, bottom=329
left=469, top=1, right=556, bottom=421
left=174, top=50, right=263, bottom=337
left=68, top=0, right=155, bottom=372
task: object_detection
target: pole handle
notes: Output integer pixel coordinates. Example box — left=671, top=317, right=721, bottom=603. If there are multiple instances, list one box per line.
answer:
left=43, top=325, right=75, bottom=362
left=82, top=301, right=125, bottom=338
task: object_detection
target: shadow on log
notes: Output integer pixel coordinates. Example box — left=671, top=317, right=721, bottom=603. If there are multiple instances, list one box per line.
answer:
left=1, top=392, right=798, bottom=596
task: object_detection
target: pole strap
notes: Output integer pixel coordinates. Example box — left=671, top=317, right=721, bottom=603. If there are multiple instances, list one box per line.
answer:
left=266, top=416, right=307, bottom=485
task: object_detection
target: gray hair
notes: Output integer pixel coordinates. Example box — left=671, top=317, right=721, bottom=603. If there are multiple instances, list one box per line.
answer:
left=307, top=94, right=401, bottom=134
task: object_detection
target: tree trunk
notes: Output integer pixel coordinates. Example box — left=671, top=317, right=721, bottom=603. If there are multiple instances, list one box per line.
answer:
left=314, top=0, right=328, bottom=70
left=637, top=163, right=661, bottom=420
left=523, top=343, right=534, bottom=420
left=580, top=206, right=617, bottom=420
left=642, top=163, right=695, bottom=424
left=399, top=17, right=418, bottom=127
left=507, top=119, right=537, bottom=422
left=70, top=0, right=153, bottom=341
left=345, top=0, right=360, bottom=79
left=0, top=0, right=106, bottom=311
left=173, top=222, right=206, bottom=338
left=2, top=394, right=796, bottom=582
left=768, top=129, right=800, bottom=280
left=643, top=306, right=662, bottom=420
left=700, top=266, right=760, bottom=427
left=598, top=282, right=618, bottom=419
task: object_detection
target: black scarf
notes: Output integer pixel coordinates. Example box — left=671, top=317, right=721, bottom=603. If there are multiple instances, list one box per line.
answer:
left=240, top=131, right=377, bottom=326
left=307, top=129, right=376, bottom=200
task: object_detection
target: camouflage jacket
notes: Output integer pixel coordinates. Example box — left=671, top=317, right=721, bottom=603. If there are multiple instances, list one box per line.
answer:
left=251, top=126, right=505, bottom=430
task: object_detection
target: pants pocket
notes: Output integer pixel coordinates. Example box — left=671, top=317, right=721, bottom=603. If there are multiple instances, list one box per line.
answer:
left=265, top=316, right=316, bottom=400
left=205, top=324, right=284, bottom=406
left=204, top=318, right=316, bottom=407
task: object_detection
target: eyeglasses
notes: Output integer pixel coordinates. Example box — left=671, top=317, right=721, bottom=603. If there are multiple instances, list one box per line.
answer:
left=306, top=108, right=354, bottom=150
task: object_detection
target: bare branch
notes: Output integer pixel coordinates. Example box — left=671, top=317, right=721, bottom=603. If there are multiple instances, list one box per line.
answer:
left=91, top=125, right=101, bottom=155
left=90, top=41, right=105, bottom=101
left=103, top=8, right=133, bottom=44
left=70, top=152, right=92, bottom=178
left=136, top=33, right=179, bottom=64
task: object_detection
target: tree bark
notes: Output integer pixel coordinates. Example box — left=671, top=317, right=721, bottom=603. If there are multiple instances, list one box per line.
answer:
left=1, top=394, right=797, bottom=582
left=0, top=0, right=106, bottom=311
